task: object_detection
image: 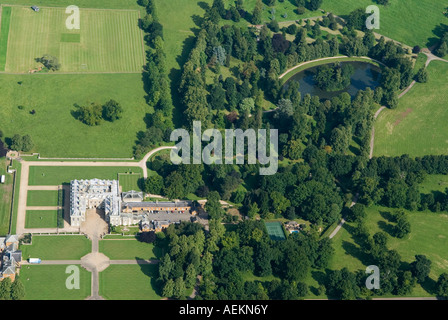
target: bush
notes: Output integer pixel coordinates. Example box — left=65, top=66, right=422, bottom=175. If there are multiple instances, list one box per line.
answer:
left=296, top=6, right=306, bottom=15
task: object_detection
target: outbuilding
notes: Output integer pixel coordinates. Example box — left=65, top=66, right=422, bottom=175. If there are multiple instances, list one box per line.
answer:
left=31, top=6, right=40, bottom=12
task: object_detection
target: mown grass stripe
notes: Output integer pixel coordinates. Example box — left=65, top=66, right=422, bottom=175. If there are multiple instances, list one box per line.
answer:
left=0, top=6, right=12, bottom=71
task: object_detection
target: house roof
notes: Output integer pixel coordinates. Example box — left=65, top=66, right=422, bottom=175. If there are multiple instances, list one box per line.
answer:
left=125, top=201, right=191, bottom=208
left=5, top=235, right=18, bottom=244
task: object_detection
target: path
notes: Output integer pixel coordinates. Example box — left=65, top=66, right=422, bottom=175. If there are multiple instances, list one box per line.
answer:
left=329, top=193, right=358, bottom=239
left=14, top=146, right=175, bottom=236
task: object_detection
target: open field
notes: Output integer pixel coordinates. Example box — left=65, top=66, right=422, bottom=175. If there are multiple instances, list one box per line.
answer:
left=0, top=6, right=12, bottom=71
left=0, top=158, right=13, bottom=234
left=374, top=61, right=448, bottom=157
left=118, top=173, right=142, bottom=192
left=20, top=264, right=91, bottom=300
left=321, top=0, right=447, bottom=48
left=21, top=235, right=91, bottom=260
left=28, top=166, right=143, bottom=186
left=99, top=264, right=161, bottom=300
left=0, top=73, right=149, bottom=158
left=26, top=190, right=59, bottom=206
left=2, top=5, right=145, bottom=73
left=1, top=0, right=142, bottom=10
left=99, top=239, right=161, bottom=260
left=25, top=210, right=58, bottom=228
left=329, top=203, right=448, bottom=297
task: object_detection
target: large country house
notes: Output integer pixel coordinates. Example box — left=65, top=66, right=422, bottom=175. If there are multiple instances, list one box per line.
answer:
left=69, top=179, right=194, bottom=231
left=0, top=235, right=22, bottom=282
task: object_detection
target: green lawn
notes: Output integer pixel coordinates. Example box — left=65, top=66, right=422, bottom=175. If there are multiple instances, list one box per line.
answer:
left=0, top=5, right=12, bottom=71
left=118, top=173, right=142, bottom=192
left=374, top=61, right=448, bottom=157
left=4, top=5, right=145, bottom=72
left=0, top=73, right=150, bottom=158
left=0, top=158, right=13, bottom=234
left=99, top=264, right=162, bottom=300
left=26, top=190, right=59, bottom=206
left=99, top=239, right=161, bottom=260
left=20, top=264, right=91, bottom=300
left=321, top=0, right=447, bottom=48
left=28, top=166, right=143, bottom=186
left=25, top=210, right=58, bottom=228
left=21, top=235, right=91, bottom=260
left=9, top=160, right=21, bottom=234
left=329, top=204, right=448, bottom=297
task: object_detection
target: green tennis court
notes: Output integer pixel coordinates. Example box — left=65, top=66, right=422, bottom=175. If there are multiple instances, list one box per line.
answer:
left=265, top=222, right=286, bottom=241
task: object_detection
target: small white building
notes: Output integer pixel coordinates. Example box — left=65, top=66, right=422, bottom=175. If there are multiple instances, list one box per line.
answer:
left=0, top=175, right=5, bottom=184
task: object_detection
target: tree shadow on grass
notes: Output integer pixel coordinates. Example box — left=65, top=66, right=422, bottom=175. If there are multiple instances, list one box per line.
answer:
left=427, top=23, right=448, bottom=50
left=341, top=240, right=373, bottom=267
left=378, top=220, right=395, bottom=237
left=136, top=256, right=163, bottom=296
left=420, top=276, right=438, bottom=296
left=310, top=270, right=326, bottom=295
left=379, top=210, right=394, bottom=222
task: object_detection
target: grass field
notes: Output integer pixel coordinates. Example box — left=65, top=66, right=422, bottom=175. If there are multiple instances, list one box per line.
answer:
left=265, top=221, right=286, bottom=241
left=28, top=166, right=143, bottom=186
left=0, top=158, right=13, bottom=234
left=20, top=264, right=91, bottom=300
left=9, top=160, right=21, bottom=234
left=321, top=0, right=447, bottom=48
left=329, top=202, right=448, bottom=297
left=118, top=173, right=142, bottom=192
left=25, top=210, right=58, bottom=228
left=21, top=235, right=91, bottom=259
left=0, top=6, right=12, bottom=71
left=99, top=239, right=161, bottom=260
left=26, top=190, right=59, bottom=206
left=0, top=73, right=150, bottom=158
left=99, top=264, right=161, bottom=300
left=2, top=5, right=145, bottom=73
left=374, top=61, right=448, bottom=157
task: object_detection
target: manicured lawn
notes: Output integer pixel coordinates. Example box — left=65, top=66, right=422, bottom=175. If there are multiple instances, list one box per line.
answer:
left=321, top=0, right=447, bottom=48
left=99, top=264, right=162, bottom=300
left=9, top=160, right=21, bottom=234
left=4, top=6, right=144, bottom=72
left=0, top=157, right=13, bottom=234
left=28, top=166, right=143, bottom=186
left=0, top=5, right=12, bottom=71
left=20, top=264, right=91, bottom=300
left=21, top=235, right=91, bottom=260
left=0, top=73, right=150, bottom=158
left=2, top=0, right=141, bottom=10
left=26, top=190, right=59, bottom=206
left=118, top=173, right=142, bottom=192
left=374, top=61, right=448, bottom=157
left=99, top=239, right=161, bottom=260
left=25, top=210, right=58, bottom=228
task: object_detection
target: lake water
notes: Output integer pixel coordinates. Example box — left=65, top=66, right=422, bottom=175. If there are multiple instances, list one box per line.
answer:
left=285, top=61, right=382, bottom=100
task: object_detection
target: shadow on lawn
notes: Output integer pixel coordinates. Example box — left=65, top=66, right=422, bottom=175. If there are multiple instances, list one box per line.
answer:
left=136, top=256, right=163, bottom=296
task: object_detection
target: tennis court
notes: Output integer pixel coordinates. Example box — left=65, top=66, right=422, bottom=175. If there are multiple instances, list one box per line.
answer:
left=265, top=222, right=286, bottom=240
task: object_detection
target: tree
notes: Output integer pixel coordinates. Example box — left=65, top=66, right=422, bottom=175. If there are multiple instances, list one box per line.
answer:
left=415, top=67, right=428, bottom=83
left=394, top=212, right=411, bottom=238
left=21, top=135, right=33, bottom=152
left=410, top=255, right=432, bottom=283
left=102, top=100, right=123, bottom=121
left=36, top=54, right=61, bottom=71
left=76, top=103, right=103, bottom=126
left=307, top=0, right=322, bottom=11
left=185, top=264, right=197, bottom=288
left=144, top=174, right=164, bottom=194
left=252, top=0, right=263, bottom=25
left=436, top=273, right=448, bottom=298
left=347, top=203, right=366, bottom=222
left=10, top=279, right=25, bottom=300
left=0, top=277, right=11, bottom=300
left=436, top=41, right=448, bottom=58
left=162, top=279, right=175, bottom=297
left=239, top=97, right=255, bottom=114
